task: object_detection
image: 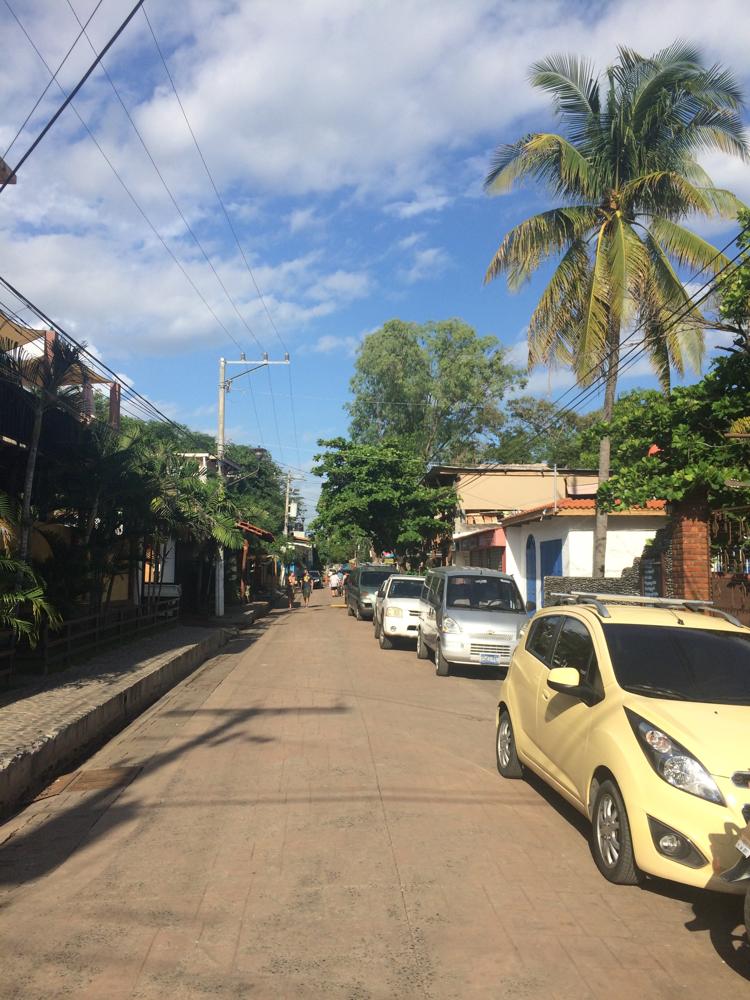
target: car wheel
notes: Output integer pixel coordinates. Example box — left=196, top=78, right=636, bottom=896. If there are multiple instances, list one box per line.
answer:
left=378, top=629, right=393, bottom=650
left=355, top=603, right=363, bottom=621
left=373, top=618, right=381, bottom=639
left=347, top=601, right=355, bottom=617
left=435, top=642, right=450, bottom=676
left=496, top=709, right=523, bottom=778
left=591, top=779, right=640, bottom=885
left=416, top=628, right=430, bottom=660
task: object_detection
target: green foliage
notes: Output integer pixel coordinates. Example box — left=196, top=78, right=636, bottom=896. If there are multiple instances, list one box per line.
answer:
left=347, top=318, right=523, bottom=463
left=0, top=493, right=59, bottom=644
left=484, top=396, right=600, bottom=468
left=597, top=354, right=750, bottom=511
left=714, top=209, right=750, bottom=352
left=312, top=438, right=456, bottom=563
left=485, top=43, right=748, bottom=389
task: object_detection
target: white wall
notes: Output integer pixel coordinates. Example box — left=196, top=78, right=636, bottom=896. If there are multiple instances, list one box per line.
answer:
left=505, top=515, right=663, bottom=607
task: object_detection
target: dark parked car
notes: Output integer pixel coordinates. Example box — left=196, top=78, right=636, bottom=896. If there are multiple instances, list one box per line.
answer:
left=345, top=565, right=394, bottom=620
left=309, top=570, right=322, bottom=589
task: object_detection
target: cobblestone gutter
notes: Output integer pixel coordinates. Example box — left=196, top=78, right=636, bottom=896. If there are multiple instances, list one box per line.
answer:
left=0, top=625, right=230, bottom=819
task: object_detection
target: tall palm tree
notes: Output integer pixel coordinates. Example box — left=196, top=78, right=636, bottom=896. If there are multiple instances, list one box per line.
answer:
left=0, top=492, right=59, bottom=644
left=484, top=43, right=748, bottom=575
left=0, top=331, right=86, bottom=563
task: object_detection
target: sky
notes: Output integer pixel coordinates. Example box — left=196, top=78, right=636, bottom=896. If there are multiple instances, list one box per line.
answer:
left=1, top=0, right=749, bottom=517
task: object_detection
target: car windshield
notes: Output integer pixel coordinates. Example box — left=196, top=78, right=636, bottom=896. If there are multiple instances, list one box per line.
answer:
left=388, top=579, right=424, bottom=599
left=603, top=624, right=750, bottom=705
left=361, top=571, right=392, bottom=588
left=446, top=576, right=524, bottom=612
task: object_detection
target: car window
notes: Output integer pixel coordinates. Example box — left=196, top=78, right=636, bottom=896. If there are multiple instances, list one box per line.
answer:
left=551, top=617, right=602, bottom=693
left=446, top=575, right=524, bottom=612
left=603, top=624, right=750, bottom=705
left=388, top=579, right=424, bottom=599
left=431, top=577, right=445, bottom=606
left=526, top=616, right=562, bottom=665
left=360, top=571, right=392, bottom=587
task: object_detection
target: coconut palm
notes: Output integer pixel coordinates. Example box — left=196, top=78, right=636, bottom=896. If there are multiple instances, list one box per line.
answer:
left=484, top=43, right=748, bottom=575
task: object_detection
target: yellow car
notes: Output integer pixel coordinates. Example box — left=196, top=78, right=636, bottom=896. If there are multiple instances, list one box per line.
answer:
left=495, top=593, right=750, bottom=892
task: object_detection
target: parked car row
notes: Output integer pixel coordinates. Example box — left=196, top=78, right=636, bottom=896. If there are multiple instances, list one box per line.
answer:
left=343, top=566, right=750, bottom=921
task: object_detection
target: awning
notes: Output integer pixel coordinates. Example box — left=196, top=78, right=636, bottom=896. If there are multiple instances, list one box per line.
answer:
left=236, top=520, right=275, bottom=542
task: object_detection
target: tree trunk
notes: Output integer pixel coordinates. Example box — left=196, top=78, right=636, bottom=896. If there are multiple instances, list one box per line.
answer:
left=18, top=402, right=44, bottom=564
left=592, top=325, right=620, bottom=579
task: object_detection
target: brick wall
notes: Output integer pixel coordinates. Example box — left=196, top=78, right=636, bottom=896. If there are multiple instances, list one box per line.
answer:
left=670, top=499, right=711, bottom=601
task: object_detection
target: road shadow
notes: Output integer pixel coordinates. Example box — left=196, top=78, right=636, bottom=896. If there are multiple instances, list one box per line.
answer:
left=0, top=700, right=350, bottom=888
left=519, top=765, right=750, bottom=979
left=446, top=664, right=508, bottom=682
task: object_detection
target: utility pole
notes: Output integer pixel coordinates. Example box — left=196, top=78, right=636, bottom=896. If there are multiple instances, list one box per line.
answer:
left=283, top=471, right=291, bottom=536
left=215, top=351, right=290, bottom=617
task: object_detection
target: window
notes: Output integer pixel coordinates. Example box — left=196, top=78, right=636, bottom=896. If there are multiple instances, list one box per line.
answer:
left=526, top=615, right=562, bottom=665
left=388, top=579, right=424, bottom=599
left=360, top=571, right=392, bottom=587
left=603, top=624, right=750, bottom=705
left=551, top=618, right=602, bottom=693
left=431, top=577, right=445, bottom=606
left=446, top=575, right=524, bottom=612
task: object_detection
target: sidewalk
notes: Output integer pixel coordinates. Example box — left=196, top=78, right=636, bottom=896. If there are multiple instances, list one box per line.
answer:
left=0, top=598, right=275, bottom=818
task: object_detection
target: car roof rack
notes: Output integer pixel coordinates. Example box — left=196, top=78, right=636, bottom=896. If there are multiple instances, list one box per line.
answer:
left=549, top=591, right=743, bottom=627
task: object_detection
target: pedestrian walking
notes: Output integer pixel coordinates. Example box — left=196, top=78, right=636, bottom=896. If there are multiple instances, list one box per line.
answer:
left=301, top=570, right=312, bottom=607
left=329, top=570, right=341, bottom=598
left=285, top=574, right=295, bottom=610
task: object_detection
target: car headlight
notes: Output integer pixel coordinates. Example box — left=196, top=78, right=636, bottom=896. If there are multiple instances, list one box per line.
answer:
left=385, top=607, right=403, bottom=618
left=441, top=617, right=461, bottom=633
left=625, top=709, right=724, bottom=805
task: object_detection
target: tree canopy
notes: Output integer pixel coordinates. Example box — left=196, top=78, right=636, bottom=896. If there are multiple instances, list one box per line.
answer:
left=484, top=42, right=748, bottom=575
left=597, top=353, right=750, bottom=512
left=312, top=438, right=456, bottom=564
left=347, top=318, right=523, bottom=464
left=483, top=396, right=600, bottom=468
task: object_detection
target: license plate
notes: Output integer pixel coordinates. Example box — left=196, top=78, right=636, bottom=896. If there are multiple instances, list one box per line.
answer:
left=480, top=653, right=500, bottom=665
left=736, top=837, right=750, bottom=858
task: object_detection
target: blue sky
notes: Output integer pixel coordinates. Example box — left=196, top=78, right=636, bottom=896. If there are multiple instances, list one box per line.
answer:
left=1, top=0, right=750, bottom=516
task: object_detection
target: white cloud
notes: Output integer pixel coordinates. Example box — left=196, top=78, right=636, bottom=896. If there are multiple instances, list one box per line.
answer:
left=308, top=334, right=361, bottom=357
left=386, top=187, right=452, bottom=218
left=287, top=207, right=322, bottom=234
left=400, top=246, right=449, bottom=284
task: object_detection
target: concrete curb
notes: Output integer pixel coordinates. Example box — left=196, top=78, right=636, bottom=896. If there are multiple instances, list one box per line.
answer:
left=0, top=627, right=230, bottom=819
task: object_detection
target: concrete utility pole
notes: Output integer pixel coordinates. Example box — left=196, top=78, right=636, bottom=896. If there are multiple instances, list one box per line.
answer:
left=215, top=351, right=290, bottom=617
left=283, top=471, right=291, bottom=537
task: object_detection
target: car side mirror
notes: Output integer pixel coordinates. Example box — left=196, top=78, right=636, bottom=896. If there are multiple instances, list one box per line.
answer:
left=525, top=600, right=536, bottom=613
left=547, top=667, right=582, bottom=693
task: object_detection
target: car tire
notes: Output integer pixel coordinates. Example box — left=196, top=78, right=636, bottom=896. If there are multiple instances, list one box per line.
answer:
left=416, top=628, right=430, bottom=660
left=496, top=709, right=523, bottom=778
left=378, top=630, right=393, bottom=650
left=435, top=642, right=450, bottom=676
left=347, top=601, right=355, bottom=617
left=373, top=618, right=381, bottom=639
left=355, top=603, right=363, bottom=621
left=591, top=779, right=640, bottom=885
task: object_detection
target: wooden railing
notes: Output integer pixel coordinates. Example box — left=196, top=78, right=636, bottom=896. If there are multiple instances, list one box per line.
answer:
left=4, top=599, right=180, bottom=678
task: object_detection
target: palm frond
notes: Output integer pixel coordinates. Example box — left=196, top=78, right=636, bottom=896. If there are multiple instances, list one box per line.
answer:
left=484, top=205, right=598, bottom=288
left=530, top=54, right=600, bottom=121
left=646, top=216, right=731, bottom=272
left=527, top=240, right=591, bottom=367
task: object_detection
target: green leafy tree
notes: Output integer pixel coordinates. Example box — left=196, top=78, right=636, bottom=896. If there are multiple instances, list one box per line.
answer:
left=484, top=43, right=748, bottom=575
left=347, top=318, right=523, bottom=463
left=0, top=335, right=86, bottom=563
left=711, top=208, right=750, bottom=353
left=312, top=438, right=456, bottom=564
left=484, top=396, right=600, bottom=468
left=0, top=493, right=59, bottom=644
left=596, top=353, right=750, bottom=512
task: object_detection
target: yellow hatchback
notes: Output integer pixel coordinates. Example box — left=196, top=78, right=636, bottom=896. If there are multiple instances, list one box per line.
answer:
left=495, top=593, right=750, bottom=892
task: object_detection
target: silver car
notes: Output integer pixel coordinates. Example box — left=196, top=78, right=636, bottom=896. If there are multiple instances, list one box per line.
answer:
left=416, top=567, right=527, bottom=676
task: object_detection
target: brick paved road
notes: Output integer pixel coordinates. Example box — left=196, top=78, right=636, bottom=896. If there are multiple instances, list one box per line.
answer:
left=0, top=589, right=747, bottom=998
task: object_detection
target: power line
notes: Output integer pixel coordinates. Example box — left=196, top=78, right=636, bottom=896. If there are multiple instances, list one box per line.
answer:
left=3, top=3, right=260, bottom=366
left=2, top=0, right=107, bottom=160
left=0, top=275, right=182, bottom=428
left=142, top=6, right=295, bottom=461
left=457, top=227, right=750, bottom=493
left=0, top=0, right=146, bottom=195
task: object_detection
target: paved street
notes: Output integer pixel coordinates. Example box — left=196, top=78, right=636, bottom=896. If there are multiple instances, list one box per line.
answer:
left=0, top=589, right=747, bottom=999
